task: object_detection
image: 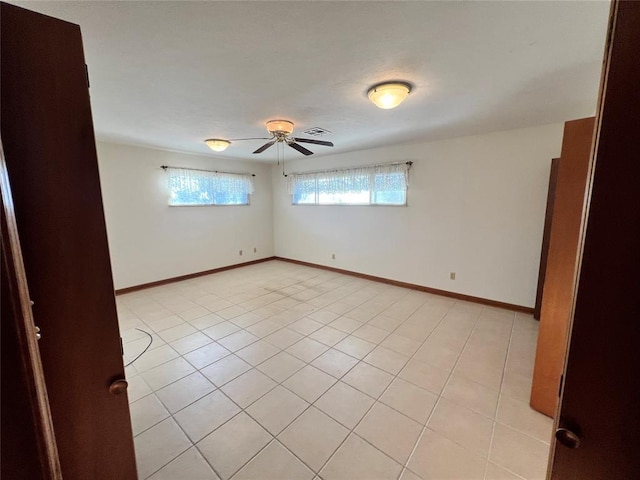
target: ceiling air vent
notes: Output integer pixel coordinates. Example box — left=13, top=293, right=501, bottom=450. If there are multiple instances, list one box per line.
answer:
left=303, top=127, right=332, bottom=137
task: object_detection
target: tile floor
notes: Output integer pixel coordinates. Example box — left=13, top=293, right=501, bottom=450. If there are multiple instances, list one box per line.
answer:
left=118, top=260, right=552, bottom=480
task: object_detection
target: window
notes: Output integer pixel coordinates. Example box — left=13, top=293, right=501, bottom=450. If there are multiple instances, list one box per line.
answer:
left=166, top=167, right=254, bottom=206
left=289, top=162, right=410, bottom=206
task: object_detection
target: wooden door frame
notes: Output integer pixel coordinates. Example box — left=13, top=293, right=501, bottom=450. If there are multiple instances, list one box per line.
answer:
left=533, top=157, right=560, bottom=320
left=0, top=140, right=62, bottom=479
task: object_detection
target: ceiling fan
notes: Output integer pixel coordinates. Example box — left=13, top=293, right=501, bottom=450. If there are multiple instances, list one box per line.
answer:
left=229, top=120, right=334, bottom=156
left=250, top=120, right=333, bottom=156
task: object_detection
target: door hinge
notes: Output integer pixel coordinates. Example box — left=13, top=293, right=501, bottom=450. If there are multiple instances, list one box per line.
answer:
left=120, top=337, right=124, bottom=356
left=85, top=64, right=90, bottom=88
left=558, top=373, right=564, bottom=397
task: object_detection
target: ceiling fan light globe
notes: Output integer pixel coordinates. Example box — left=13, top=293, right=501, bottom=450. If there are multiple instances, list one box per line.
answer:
left=205, top=139, right=231, bottom=152
left=368, top=82, right=411, bottom=109
left=266, top=119, right=294, bottom=135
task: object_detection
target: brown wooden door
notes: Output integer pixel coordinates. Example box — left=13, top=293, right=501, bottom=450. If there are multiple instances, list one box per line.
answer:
left=531, top=118, right=595, bottom=418
left=0, top=3, right=137, bottom=479
left=549, top=0, right=640, bottom=478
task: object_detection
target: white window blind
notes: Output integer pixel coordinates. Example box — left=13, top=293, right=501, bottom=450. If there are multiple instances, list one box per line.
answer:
left=288, top=162, right=410, bottom=206
left=166, top=167, right=254, bottom=206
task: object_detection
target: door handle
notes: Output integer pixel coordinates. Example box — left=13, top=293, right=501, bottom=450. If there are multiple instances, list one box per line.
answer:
left=109, top=379, right=128, bottom=395
left=555, top=427, right=582, bottom=449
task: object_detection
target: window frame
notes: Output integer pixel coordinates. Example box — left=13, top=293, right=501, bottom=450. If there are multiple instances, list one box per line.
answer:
left=165, top=166, right=254, bottom=207
left=289, top=162, right=411, bottom=207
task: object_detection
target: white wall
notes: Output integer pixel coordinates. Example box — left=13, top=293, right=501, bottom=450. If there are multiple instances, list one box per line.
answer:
left=97, top=141, right=274, bottom=290
left=273, top=123, right=564, bottom=307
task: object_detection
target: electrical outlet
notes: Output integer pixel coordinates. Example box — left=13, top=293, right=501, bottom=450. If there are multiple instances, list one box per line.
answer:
left=253, top=247, right=257, bottom=253
left=450, top=272, right=456, bottom=280
left=239, top=250, right=243, bottom=256
left=332, top=253, right=335, bottom=260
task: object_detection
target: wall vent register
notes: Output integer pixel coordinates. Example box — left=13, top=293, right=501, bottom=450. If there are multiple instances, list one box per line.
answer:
left=302, top=127, right=332, bottom=137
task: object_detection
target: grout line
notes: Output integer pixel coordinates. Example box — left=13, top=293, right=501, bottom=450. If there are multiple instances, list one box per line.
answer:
left=481, top=311, right=516, bottom=480
left=220, top=283, right=431, bottom=477
left=129, top=270, right=416, bottom=402
left=134, top=285, right=428, bottom=478
left=126, top=265, right=405, bottom=478
left=398, top=304, right=486, bottom=480
left=194, top=269, right=410, bottom=478
left=137, top=417, right=212, bottom=480
left=120, top=262, right=535, bottom=480
left=313, top=297, right=460, bottom=479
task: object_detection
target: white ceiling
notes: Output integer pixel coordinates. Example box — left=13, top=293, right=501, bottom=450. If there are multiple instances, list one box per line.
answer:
left=17, top=1, right=610, bottom=162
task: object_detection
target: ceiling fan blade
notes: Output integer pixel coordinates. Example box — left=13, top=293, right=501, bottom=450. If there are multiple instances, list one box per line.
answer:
left=228, top=137, right=272, bottom=141
left=288, top=142, right=314, bottom=156
left=292, top=137, right=334, bottom=147
left=253, top=140, right=276, bottom=154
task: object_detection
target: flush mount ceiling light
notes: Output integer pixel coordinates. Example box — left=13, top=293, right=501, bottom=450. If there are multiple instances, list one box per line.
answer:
left=204, top=138, right=231, bottom=152
left=367, top=81, right=412, bottom=109
left=266, top=119, right=295, bottom=136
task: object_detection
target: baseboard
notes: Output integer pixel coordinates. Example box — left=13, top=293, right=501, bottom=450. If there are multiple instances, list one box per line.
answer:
left=114, top=257, right=277, bottom=295
left=274, top=256, right=534, bottom=314
left=115, top=255, right=534, bottom=314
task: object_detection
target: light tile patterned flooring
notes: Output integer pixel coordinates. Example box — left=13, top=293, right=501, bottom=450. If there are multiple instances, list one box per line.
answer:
left=119, top=260, right=552, bottom=480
